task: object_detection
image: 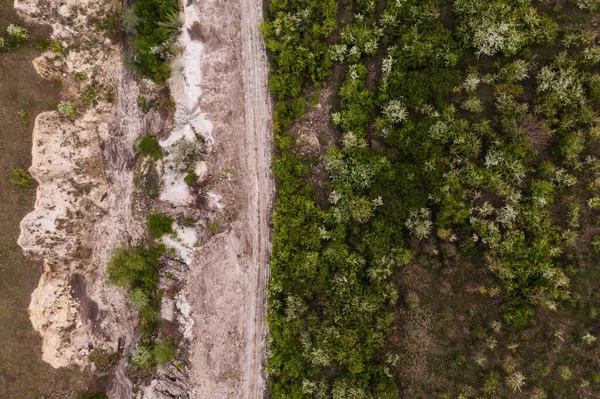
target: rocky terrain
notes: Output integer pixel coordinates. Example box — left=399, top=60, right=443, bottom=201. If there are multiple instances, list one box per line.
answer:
left=16, top=0, right=141, bottom=370
left=15, top=0, right=272, bottom=397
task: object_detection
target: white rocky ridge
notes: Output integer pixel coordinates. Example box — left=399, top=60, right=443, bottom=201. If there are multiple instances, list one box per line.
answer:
left=15, top=0, right=145, bottom=391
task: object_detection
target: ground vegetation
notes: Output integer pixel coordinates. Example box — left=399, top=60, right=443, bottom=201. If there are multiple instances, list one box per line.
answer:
left=265, top=0, right=600, bottom=397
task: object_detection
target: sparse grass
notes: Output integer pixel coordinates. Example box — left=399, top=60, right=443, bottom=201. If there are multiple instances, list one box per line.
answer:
left=207, top=216, right=221, bottom=235
left=137, top=160, right=161, bottom=199
left=179, top=216, right=195, bottom=227
left=137, top=95, right=153, bottom=113
left=0, top=0, right=87, bottom=394
left=35, top=37, right=50, bottom=51
left=18, top=109, right=31, bottom=126
left=10, top=168, right=33, bottom=188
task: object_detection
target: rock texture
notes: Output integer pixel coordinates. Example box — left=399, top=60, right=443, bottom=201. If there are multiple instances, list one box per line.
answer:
left=15, top=0, right=143, bottom=371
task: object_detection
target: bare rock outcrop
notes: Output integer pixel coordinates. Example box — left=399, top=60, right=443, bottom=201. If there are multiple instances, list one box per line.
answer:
left=15, top=0, right=143, bottom=371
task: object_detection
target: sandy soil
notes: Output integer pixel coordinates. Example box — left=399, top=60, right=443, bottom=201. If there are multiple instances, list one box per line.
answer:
left=182, top=0, right=273, bottom=397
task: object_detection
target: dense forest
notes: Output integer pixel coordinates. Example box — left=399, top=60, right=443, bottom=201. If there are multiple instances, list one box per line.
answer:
left=264, top=0, right=600, bottom=397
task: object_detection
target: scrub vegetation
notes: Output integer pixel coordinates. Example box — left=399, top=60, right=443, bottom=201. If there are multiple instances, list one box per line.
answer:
left=126, top=0, right=182, bottom=83
left=265, top=0, right=600, bottom=397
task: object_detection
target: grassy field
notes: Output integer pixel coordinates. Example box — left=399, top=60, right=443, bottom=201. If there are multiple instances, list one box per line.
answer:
left=0, top=1, right=88, bottom=397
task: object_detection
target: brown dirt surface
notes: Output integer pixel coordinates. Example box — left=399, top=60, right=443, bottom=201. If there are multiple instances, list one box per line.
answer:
left=0, top=1, right=88, bottom=397
left=185, top=0, right=272, bottom=397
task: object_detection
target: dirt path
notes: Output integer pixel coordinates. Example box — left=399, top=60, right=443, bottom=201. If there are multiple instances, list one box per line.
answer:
left=240, top=0, right=273, bottom=396
left=185, top=0, right=272, bottom=397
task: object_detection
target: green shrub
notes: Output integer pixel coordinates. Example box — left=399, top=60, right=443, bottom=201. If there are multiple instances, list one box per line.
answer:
left=10, top=168, right=33, bottom=188
left=6, top=24, right=28, bottom=47
left=132, top=0, right=180, bottom=83
left=82, top=85, right=99, bottom=106
left=154, top=339, right=177, bottom=364
left=172, top=137, right=204, bottom=172
left=74, top=71, right=88, bottom=81
left=89, top=348, right=120, bottom=371
left=50, top=40, right=62, bottom=54
left=184, top=171, right=197, bottom=185
left=106, top=244, right=164, bottom=289
left=135, top=136, right=163, bottom=160
left=146, top=213, right=174, bottom=238
left=57, top=101, right=78, bottom=118
left=130, top=288, right=151, bottom=311
left=131, top=344, right=155, bottom=369
left=453, top=0, right=557, bottom=56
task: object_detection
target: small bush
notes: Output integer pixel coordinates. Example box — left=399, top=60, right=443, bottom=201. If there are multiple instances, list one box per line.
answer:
left=74, top=71, right=88, bottom=81
left=11, top=168, right=33, bottom=188
left=559, top=365, right=572, bottom=381
left=82, top=85, right=99, bottom=106
left=180, top=216, right=195, bottom=227
left=146, top=213, right=174, bottom=238
left=132, top=0, right=181, bottom=82
left=572, top=0, right=600, bottom=10
left=0, top=38, right=5, bottom=49
left=106, top=244, right=164, bottom=289
left=130, top=288, right=151, bottom=311
left=172, top=137, right=204, bottom=172
left=6, top=24, right=28, bottom=47
left=184, top=171, right=197, bottom=185
left=131, top=344, right=154, bottom=369
left=89, top=348, right=120, bottom=370
left=135, top=136, right=163, bottom=160
left=154, top=338, right=177, bottom=364
left=50, top=40, right=62, bottom=54
left=589, top=75, right=600, bottom=101
left=57, top=101, right=78, bottom=118
left=592, top=235, right=600, bottom=253
left=121, top=7, right=138, bottom=34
